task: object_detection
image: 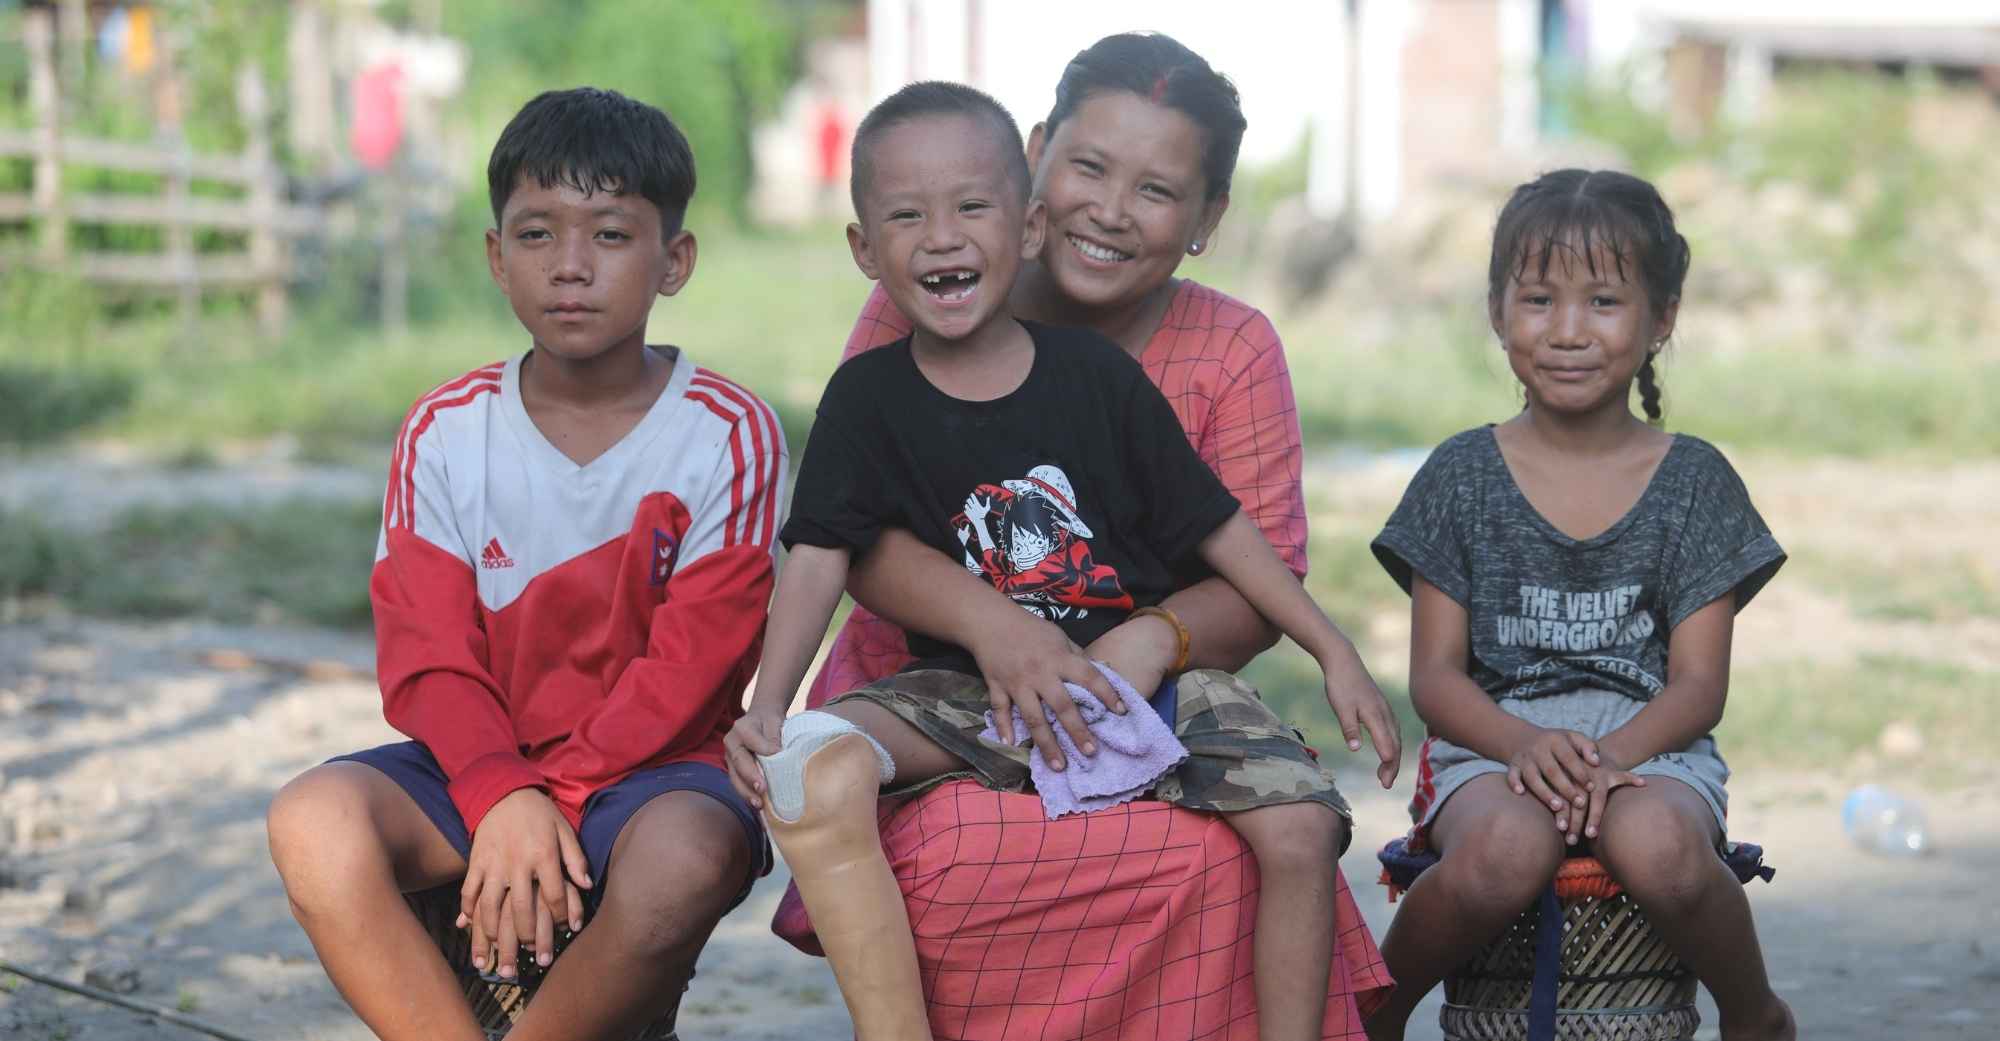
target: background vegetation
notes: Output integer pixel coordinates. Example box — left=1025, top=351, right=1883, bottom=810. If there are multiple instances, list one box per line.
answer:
left=3, top=9, right=1995, bottom=781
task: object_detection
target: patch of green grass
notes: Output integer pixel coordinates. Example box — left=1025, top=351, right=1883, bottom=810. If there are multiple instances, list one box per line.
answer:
left=1279, top=318, right=2000, bottom=459
left=7, top=209, right=1998, bottom=462
left=0, top=269, right=140, bottom=446
left=2, top=225, right=860, bottom=460
left=1717, top=655, right=1996, bottom=775
left=1239, top=645, right=1421, bottom=766
left=0, top=500, right=378, bottom=628
left=1789, top=549, right=2000, bottom=623
left=1301, top=525, right=1407, bottom=635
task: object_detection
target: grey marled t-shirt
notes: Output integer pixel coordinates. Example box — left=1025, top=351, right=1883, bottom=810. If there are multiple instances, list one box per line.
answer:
left=1371, top=427, right=1784, bottom=705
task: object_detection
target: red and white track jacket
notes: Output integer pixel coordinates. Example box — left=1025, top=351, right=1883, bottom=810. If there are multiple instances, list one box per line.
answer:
left=370, top=350, right=786, bottom=832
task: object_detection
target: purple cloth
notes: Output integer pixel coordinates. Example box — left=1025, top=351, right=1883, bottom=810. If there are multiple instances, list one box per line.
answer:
left=979, top=661, right=1188, bottom=819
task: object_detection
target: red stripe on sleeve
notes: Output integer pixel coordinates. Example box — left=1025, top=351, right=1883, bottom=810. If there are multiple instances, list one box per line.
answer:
left=685, top=390, right=749, bottom=547
left=385, top=365, right=502, bottom=529
left=395, top=382, right=498, bottom=532
left=692, top=372, right=781, bottom=549
left=691, top=377, right=763, bottom=546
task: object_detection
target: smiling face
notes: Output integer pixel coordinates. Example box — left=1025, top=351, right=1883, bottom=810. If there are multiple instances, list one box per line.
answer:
left=485, top=176, right=692, bottom=364
left=847, top=113, right=1043, bottom=349
left=1492, top=236, right=1678, bottom=421
left=1027, top=90, right=1227, bottom=313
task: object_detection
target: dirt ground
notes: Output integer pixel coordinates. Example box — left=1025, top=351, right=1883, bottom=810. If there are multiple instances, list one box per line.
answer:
left=1, top=615, right=1993, bottom=1041
left=2, top=449, right=1996, bottom=1040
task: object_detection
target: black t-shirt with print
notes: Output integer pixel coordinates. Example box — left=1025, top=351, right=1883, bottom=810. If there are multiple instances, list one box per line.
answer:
left=783, top=319, right=1241, bottom=667
left=1371, top=426, right=1785, bottom=704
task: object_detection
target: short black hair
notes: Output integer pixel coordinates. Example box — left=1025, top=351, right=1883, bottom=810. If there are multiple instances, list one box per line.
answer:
left=1045, top=33, right=1246, bottom=201
left=487, top=87, right=696, bottom=237
left=849, top=81, right=1029, bottom=218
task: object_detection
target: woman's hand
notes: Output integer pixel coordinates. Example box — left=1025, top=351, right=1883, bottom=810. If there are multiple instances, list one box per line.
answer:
left=967, top=607, right=1122, bottom=771
left=723, top=708, right=785, bottom=812
left=1505, top=728, right=1600, bottom=823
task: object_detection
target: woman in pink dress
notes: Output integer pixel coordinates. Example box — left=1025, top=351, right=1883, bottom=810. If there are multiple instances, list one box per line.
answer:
left=778, top=32, right=1393, bottom=1040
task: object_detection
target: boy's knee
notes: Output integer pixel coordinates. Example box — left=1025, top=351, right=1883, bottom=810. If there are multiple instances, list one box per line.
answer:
left=267, top=765, right=409, bottom=917
left=599, top=801, right=751, bottom=959
left=268, top=767, right=368, bottom=870
left=1239, top=802, right=1346, bottom=880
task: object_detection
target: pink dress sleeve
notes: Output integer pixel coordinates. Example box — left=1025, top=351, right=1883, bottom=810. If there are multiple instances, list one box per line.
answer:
left=1205, top=309, right=1309, bottom=577
left=808, top=284, right=920, bottom=706
left=842, top=282, right=915, bottom=360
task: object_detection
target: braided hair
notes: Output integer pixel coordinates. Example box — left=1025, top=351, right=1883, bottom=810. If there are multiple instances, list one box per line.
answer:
left=1487, top=169, right=1690, bottom=424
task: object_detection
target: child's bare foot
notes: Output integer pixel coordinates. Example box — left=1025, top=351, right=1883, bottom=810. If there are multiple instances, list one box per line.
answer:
left=1720, top=996, right=1795, bottom=1041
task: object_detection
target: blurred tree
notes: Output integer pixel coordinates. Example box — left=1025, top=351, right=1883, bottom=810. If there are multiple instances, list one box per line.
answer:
left=448, top=0, right=800, bottom=226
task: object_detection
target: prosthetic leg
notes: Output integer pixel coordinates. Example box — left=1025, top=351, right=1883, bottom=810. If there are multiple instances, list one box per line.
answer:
left=760, top=712, right=931, bottom=1041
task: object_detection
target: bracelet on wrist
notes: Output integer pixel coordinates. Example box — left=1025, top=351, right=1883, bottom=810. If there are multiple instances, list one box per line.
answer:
left=1131, top=605, right=1192, bottom=675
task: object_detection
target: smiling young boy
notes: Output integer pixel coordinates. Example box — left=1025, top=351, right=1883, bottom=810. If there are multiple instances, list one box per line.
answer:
left=722, top=81, right=1398, bottom=1041
left=266, top=88, right=784, bottom=1041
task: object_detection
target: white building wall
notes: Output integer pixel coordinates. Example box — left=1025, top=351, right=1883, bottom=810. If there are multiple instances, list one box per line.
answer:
left=866, top=0, right=1346, bottom=169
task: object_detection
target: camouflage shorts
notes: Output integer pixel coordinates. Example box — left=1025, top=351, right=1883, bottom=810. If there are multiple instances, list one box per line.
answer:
left=828, top=667, right=1352, bottom=843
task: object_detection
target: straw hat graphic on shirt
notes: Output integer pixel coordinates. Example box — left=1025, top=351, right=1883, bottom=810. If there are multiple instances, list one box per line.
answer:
left=955, top=463, right=1132, bottom=618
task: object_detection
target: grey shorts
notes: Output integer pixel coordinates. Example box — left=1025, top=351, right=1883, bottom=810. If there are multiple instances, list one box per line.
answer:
left=1414, top=687, right=1730, bottom=841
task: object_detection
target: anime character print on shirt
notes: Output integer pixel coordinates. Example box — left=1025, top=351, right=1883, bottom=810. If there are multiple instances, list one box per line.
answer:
left=951, top=464, right=1133, bottom=621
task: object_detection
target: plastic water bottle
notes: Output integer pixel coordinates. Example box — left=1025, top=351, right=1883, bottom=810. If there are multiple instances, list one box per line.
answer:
left=1841, top=785, right=1931, bottom=856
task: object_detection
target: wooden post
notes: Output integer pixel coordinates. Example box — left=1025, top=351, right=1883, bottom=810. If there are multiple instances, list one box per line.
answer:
left=167, top=138, right=198, bottom=331
left=239, top=67, right=287, bottom=338
left=58, top=0, right=88, bottom=99
left=26, top=8, right=66, bottom=266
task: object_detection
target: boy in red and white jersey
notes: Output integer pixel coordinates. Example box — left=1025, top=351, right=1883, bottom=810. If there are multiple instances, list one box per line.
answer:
left=267, top=87, right=785, bottom=1041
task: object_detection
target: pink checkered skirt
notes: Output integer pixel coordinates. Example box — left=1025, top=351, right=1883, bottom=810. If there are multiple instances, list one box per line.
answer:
left=773, top=780, right=1392, bottom=1040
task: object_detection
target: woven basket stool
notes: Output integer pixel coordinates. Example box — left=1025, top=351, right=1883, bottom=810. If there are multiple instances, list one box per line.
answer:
left=1377, top=839, right=1773, bottom=1041
left=405, top=884, right=681, bottom=1041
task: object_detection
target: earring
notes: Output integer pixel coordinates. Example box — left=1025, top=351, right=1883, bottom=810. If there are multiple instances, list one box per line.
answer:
left=1187, top=240, right=1204, bottom=256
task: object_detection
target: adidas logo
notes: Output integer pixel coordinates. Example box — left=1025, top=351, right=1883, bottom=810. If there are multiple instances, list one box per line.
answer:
left=480, top=537, right=515, bottom=570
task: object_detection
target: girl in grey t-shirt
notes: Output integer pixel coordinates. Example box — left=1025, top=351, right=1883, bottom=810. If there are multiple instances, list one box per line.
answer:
left=1362, top=170, right=1795, bottom=1040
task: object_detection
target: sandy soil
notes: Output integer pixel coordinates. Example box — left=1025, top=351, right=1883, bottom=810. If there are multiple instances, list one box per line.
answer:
left=0, top=616, right=1993, bottom=1041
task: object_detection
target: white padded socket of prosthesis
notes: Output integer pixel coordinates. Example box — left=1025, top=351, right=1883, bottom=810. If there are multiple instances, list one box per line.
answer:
left=757, top=711, right=896, bottom=823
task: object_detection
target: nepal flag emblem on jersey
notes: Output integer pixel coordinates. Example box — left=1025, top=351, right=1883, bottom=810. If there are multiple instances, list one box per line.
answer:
left=651, top=528, right=680, bottom=586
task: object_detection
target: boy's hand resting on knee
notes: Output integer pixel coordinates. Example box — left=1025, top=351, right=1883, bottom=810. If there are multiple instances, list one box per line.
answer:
left=458, top=788, right=590, bottom=979
left=724, top=708, right=785, bottom=811
left=967, top=607, right=1124, bottom=773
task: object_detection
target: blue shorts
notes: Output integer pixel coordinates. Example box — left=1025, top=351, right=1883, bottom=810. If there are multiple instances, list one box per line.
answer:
left=331, top=742, right=770, bottom=914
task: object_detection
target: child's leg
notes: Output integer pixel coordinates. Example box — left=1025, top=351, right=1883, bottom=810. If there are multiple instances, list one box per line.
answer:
left=266, top=762, right=480, bottom=1041
left=504, top=789, right=754, bottom=1041
left=1594, top=781, right=1795, bottom=1041
left=1366, top=774, right=1566, bottom=1041
left=1224, top=801, right=1351, bottom=1041
left=762, top=700, right=966, bottom=1041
